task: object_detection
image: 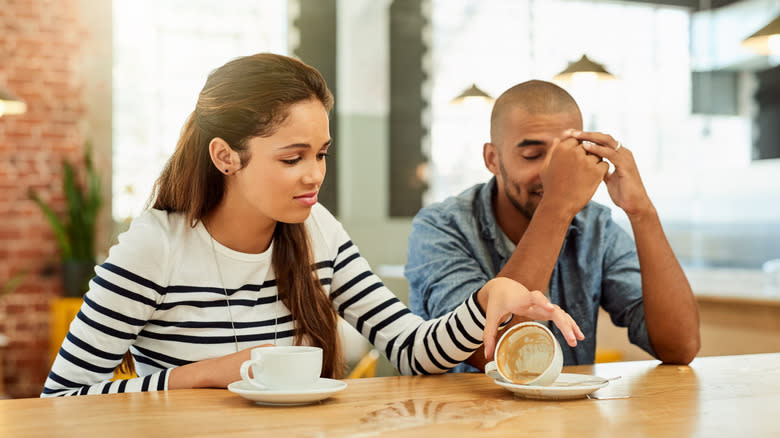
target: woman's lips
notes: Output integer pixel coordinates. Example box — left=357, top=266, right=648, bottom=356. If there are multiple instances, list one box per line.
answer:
left=294, top=192, right=318, bottom=206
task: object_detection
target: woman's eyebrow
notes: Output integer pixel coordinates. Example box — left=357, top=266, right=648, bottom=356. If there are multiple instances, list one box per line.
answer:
left=277, top=139, right=332, bottom=151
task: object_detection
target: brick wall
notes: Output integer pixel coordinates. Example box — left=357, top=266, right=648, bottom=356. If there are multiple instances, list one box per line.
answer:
left=0, top=0, right=91, bottom=398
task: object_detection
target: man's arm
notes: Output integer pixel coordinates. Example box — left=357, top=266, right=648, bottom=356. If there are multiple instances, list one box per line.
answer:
left=628, top=208, right=700, bottom=364
left=465, top=200, right=573, bottom=370
left=467, top=136, right=609, bottom=370
left=406, top=203, right=583, bottom=372
left=579, top=133, right=700, bottom=364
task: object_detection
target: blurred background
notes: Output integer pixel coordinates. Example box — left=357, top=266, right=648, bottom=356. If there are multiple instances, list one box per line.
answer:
left=1, top=0, right=779, bottom=398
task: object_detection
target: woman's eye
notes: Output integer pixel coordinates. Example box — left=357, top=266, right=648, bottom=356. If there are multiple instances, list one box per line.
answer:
left=317, top=152, right=329, bottom=160
left=523, top=154, right=542, bottom=160
left=281, top=157, right=302, bottom=165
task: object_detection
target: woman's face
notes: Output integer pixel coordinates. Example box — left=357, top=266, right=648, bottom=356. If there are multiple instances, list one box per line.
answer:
left=230, top=99, right=330, bottom=224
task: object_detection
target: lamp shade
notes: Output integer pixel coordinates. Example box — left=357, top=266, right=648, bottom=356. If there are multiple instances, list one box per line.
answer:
left=0, top=86, right=27, bottom=117
left=450, top=83, right=494, bottom=105
left=742, top=13, right=780, bottom=56
left=554, top=54, right=615, bottom=82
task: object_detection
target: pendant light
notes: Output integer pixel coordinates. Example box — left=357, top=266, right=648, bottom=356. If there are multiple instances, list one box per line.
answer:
left=554, top=54, right=616, bottom=82
left=0, top=86, right=27, bottom=117
left=450, top=83, right=494, bottom=105
left=742, top=13, right=780, bottom=56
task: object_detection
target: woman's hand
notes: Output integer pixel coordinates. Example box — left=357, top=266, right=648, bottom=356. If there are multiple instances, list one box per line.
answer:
left=168, top=344, right=274, bottom=390
left=478, top=277, right=584, bottom=360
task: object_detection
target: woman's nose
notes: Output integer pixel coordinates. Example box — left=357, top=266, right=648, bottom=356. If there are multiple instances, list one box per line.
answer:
left=303, top=161, right=325, bottom=185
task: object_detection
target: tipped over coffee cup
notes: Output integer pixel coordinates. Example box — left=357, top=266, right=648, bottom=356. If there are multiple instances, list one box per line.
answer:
left=485, top=321, right=563, bottom=386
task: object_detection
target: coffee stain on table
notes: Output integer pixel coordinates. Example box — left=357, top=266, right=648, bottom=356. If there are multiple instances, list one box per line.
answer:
left=323, top=398, right=559, bottom=437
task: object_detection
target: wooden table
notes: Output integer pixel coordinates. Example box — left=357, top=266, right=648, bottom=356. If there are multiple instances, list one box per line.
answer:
left=3, top=353, right=779, bottom=437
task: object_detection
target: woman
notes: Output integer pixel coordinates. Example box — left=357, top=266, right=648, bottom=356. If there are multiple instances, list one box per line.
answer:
left=42, top=53, right=583, bottom=396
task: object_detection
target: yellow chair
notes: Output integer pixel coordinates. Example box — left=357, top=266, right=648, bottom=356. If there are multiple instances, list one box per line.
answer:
left=595, top=348, right=624, bottom=363
left=112, top=363, right=137, bottom=381
left=347, top=349, right=380, bottom=379
left=50, top=297, right=138, bottom=379
left=49, top=297, right=84, bottom=363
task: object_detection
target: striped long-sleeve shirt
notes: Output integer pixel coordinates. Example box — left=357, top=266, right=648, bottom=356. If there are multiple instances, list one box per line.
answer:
left=42, top=204, right=490, bottom=397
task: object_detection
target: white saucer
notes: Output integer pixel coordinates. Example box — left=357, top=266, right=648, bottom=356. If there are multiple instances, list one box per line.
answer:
left=228, top=378, right=347, bottom=406
left=489, top=372, right=610, bottom=400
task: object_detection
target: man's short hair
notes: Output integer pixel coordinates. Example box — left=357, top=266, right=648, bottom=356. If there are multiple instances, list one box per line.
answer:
left=490, top=80, right=582, bottom=143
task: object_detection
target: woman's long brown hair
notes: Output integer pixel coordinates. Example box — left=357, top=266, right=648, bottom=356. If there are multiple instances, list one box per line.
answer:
left=117, top=53, right=343, bottom=378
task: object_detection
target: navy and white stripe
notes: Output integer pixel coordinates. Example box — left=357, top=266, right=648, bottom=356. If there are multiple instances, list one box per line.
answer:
left=42, top=204, right=488, bottom=397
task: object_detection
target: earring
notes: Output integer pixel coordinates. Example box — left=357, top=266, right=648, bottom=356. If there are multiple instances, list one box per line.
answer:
left=224, top=169, right=229, bottom=174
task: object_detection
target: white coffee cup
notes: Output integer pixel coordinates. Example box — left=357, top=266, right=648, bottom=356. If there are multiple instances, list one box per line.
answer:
left=485, top=321, right=563, bottom=386
left=239, top=346, right=323, bottom=390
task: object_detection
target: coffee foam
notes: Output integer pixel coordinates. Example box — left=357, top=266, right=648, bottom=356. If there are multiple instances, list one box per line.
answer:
left=496, top=325, right=554, bottom=384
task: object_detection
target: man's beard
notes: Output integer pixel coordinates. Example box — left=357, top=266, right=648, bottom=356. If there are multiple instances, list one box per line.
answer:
left=499, top=159, right=538, bottom=221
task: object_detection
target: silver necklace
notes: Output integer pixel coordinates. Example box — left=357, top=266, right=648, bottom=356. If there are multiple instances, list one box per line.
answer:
left=208, top=228, right=279, bottom=352
left=209, top=234, right=241, bottom=353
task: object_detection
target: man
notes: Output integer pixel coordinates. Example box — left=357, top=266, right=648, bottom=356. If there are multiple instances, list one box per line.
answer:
left=405, top=80, right=700, bottom=372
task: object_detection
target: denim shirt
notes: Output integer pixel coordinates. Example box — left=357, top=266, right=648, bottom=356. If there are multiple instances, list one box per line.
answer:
left=405, top=178, right=656, bottom=371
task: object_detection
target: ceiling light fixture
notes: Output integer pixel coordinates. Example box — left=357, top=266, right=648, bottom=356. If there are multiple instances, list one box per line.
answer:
left=0, top=86, right=27, bottom=117
left=742, top=13, right=780, bottom=56
left=450, top=83, right=494, bottom=105
left=554, top=54, right=616, bottom=82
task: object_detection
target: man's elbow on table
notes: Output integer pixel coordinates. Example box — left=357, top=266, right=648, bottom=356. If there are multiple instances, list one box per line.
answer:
left=656, top=335, right=701, bottom=365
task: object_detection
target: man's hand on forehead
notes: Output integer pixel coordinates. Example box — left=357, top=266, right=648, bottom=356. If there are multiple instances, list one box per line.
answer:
left=560, top=129, right=602, bottom=161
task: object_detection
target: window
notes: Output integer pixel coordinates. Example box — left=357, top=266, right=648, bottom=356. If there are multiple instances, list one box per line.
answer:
left=428, top=0, right=704, bottom=203
left=112, top=0, right=288, bottom=221
left=428, top=0, right=779, bottom=269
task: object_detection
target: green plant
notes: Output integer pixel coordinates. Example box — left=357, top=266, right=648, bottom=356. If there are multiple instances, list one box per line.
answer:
left=29, top=143, right=102, bottom=296
left=1, top=270, right=26, bottom=300
left=30, top=143, right=102, bottom=262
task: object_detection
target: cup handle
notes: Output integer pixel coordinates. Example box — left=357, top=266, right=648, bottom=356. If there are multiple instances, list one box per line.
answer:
left=239, top=358, right=267, bottom=390
left=484, top=361, right=502, bottom=381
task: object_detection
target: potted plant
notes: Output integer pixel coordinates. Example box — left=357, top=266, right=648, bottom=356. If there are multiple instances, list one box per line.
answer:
left=29, top=143, right=102, bottom=297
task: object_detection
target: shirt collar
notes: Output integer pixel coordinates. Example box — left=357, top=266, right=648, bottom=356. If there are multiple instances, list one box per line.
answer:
left=476, top=176, right=584, bottom=246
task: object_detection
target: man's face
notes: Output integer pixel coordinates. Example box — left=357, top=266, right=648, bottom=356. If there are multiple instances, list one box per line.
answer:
left=487, top=108, right=582, bottom=220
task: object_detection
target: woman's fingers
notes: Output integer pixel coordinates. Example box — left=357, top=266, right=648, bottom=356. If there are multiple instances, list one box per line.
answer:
left=550, top=307, right=583, bottom=347
left=483, top=310, right=504, bottom=359
left=483, top=329, right=497, bottom=360
left=482, top=278, right=585, bottom=356
left=484, top=285, right=547, bottom=358
left=528, top=290, right=555, bottom=311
